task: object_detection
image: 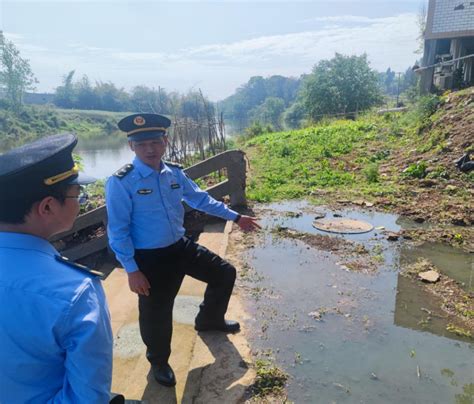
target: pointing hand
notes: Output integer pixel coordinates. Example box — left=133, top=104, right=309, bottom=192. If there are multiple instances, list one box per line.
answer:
left=236, top=215, right=261, bottom=232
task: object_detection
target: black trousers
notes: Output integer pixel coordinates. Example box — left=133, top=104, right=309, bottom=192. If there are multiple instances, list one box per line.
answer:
left=134, top=236, right=236, bottom=366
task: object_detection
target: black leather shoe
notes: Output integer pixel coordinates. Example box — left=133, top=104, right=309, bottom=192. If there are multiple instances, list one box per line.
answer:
left=194, top=319, right=240, bottom=333
left=152, top=363, right=176, bottom=387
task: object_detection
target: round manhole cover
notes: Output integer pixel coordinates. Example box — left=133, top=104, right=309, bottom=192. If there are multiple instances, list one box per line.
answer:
left=313, top=218, right=374, bottom=234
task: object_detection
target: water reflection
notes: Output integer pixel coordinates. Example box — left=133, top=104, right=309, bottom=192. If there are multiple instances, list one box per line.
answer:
left=75, top=137, right=134, bottom=179
left=242, top=200, right=473, bottom=404
left=394, top=274, right=469, bottom=342
left=400, top=242, right=473, bottom=292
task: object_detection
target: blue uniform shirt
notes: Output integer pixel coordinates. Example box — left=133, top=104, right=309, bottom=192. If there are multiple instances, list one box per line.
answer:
left=0, top=232, right=113, bottom=403
left=105, top=157, right=239, bottom=273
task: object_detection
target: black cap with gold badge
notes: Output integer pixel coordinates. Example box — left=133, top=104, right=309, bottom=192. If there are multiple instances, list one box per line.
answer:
left=118, top=113, right=171, bottom=142
left=0, top=133, right=96, bottom=202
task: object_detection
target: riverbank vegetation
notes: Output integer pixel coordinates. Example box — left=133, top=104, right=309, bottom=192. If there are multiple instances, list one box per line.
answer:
left=0, top=106, right=123, bottom=150
left=220, top=54, right=418, bottom=131
left=241, top=89, right=473, bottom=249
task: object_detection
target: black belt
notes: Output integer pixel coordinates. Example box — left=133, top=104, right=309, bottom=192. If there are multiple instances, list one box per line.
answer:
left=135, top=237, right=186, bottom=258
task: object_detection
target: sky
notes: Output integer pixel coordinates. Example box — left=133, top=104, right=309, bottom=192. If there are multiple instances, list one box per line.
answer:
left=0, top=1, right=425, bottom=101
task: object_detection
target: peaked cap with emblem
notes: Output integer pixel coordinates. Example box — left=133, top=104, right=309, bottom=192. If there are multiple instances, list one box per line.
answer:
left=118, top=113, right=171, bottom=141
left=0, top=133, right=96, bottom=202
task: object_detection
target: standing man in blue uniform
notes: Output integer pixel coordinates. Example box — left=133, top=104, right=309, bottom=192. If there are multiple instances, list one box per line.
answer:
left=0, top=134, right=114, bottom=403
left=106, top=113, right=260, bottom=387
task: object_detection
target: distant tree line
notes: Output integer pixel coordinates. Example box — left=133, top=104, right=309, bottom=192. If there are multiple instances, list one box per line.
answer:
left=53, top=60, right=419, bottom=132
left=218, top=75, right=301, bottom=131
left=54, top=70, right=216, bottom=118
left=1, top=33, right=421, bottom=139
left=219, top=54, right=420, bottom=133
left=54, top=72, right=228, bottom=164
left=378, top=66, right=418, bottom=99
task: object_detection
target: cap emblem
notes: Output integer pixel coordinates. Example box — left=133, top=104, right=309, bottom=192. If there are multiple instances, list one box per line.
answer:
left=133, top=116, right=146, bottom=126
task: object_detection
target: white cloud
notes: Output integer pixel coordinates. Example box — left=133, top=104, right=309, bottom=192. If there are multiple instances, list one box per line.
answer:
left=301, top=15, right=384, bottom=24
left=176, top=13, right=418, bottom=69
left=13, top=13, right=419, bottom=99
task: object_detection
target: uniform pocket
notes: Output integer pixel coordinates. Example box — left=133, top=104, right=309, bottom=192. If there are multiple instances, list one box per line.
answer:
left=133, top=192, right=160, bottom=212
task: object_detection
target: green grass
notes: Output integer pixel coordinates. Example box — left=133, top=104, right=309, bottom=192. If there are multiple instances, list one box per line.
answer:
left=243, top=118, right=393, bottom=202
left=239, top=92, right=473, bottom=204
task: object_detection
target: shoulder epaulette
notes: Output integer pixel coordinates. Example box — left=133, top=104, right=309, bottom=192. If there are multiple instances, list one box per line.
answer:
left=164, top=161, right=183, bottom=169
left=113, top=164, right=134, bottom=179
left=55, top=255, right=105, bottom=280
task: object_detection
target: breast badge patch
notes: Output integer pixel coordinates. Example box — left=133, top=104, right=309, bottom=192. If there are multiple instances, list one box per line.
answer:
left=137, top=189, right=153, bottom=195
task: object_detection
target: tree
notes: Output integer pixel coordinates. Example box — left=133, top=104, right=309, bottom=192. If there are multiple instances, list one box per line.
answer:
left=94, top=81, right=129, bottom=111
left=54, top=70, right=76, bottom=108
left=130, top=86, right=170, bottom=114
left=416, top=3, right=427, bottom=55
left=74, top=75, right=97, bottom=110
left=379, top=67, right=397, bottom=95
left=0, top=31, right=38, bottom=111
left=301, top=53, right=382, bottom=120
left=283, top=101, right=307, bottom=129
left=251, top=97, right=285, bottom=130
left=219, top=75, right=301, bottom=129
left=401, top=65, right=418, bottom=92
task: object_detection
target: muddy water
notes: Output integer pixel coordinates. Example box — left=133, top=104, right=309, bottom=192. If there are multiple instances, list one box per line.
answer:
left=400, top=242, right=473, bottom=292
left=242, top=200, right=473, bottom=404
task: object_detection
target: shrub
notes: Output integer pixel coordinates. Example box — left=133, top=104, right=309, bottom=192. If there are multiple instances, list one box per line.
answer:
left=244, top=121, right=273, bottom=139
left=364, top=163, right=379, bottom=183
left=403, top=161, right=427, bottom=179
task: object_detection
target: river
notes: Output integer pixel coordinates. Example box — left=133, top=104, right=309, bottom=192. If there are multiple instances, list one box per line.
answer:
left=75, top=137, right=135, bottom=179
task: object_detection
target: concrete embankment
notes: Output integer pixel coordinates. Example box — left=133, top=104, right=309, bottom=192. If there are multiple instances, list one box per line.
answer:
left=103, top=221, right=255, bottom=403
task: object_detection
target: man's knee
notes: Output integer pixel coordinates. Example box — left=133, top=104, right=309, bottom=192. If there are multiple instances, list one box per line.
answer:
left=222, top=261, right=236, bottom=284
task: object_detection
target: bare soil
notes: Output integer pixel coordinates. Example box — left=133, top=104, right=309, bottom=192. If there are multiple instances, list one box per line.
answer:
left=335, top=89, right=474, bottom=251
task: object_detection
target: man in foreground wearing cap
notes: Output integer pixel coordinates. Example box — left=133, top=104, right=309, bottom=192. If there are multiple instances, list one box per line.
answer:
left=0, top=134, right=114, bottom=402
left=106, top=113, right=260, bottom=387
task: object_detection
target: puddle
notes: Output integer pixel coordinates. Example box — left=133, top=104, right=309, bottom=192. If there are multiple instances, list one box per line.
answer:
left=242, top=200, right=473, bottom=404
left=400, top=242, right=473, bottom=292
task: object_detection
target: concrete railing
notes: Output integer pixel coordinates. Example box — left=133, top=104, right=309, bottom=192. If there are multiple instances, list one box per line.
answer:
left=51, top=150, right=247, bottom=260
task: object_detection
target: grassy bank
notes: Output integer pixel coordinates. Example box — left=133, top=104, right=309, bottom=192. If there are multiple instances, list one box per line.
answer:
left=243, top=118, right=385, bottom=202
left=241, top=89, right=473, bottom=246
left=239, top=90, right=474, bottom=346
left=0, top=106, right=126, bottom=150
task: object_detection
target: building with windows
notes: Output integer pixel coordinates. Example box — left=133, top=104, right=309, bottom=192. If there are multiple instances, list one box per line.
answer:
left=420, top=0, right=474, bottom=92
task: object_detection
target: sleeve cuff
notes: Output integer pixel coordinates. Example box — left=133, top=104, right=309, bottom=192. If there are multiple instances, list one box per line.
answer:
left=226, top=209, right=240, bottom=222
left=122, top=259, right=139, bottom=273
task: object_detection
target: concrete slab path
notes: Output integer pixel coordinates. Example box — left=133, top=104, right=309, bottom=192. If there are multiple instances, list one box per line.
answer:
left=103, top=221, right=255, bottom=403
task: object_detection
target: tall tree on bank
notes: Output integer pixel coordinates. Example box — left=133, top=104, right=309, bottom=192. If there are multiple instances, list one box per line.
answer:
left=0, top=31, right=38, bottom=111
left=301, top=53, right=382, bottom=120
left=54, top=70, right=76, bottom=108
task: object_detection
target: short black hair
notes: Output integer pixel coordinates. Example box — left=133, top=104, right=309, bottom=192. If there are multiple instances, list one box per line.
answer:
left=0, top=182, right=71, bottom=224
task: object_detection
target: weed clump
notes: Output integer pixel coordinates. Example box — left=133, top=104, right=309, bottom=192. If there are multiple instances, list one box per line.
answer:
left=248, top=360, right=288, bottom=399
left=403, top=161, right=427, bottom=179
left=364, top=163, right=379, bottom=183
